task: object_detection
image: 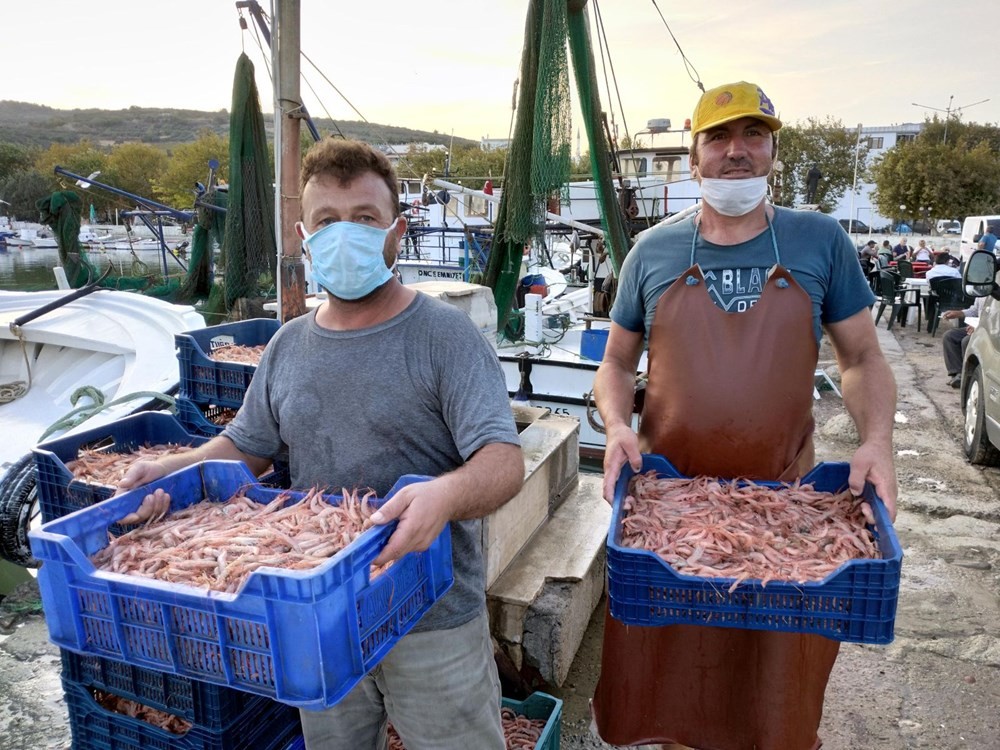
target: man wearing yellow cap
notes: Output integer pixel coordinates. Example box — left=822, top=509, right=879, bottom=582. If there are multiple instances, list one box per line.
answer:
left=591, top=81, right=898, bottom=749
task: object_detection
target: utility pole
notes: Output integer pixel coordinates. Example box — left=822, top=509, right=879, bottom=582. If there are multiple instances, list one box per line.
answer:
left=912, top=95, right=991, bottom=145
left=274, top=0, right=307, bottom=323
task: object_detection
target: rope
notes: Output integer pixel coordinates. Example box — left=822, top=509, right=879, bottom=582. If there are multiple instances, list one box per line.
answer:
left=0, top=331, right=32, bottom=404
left=37, top=388, right=176, bottom=443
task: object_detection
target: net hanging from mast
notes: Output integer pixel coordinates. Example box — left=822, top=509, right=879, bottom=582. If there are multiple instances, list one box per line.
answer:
left=485, top=0, right=631, bottom=330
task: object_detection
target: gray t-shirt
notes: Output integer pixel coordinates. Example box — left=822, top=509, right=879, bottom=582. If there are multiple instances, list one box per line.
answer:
left=612, top=206, right=876, bottom=344
left=223, top=292, right=520, bottom=632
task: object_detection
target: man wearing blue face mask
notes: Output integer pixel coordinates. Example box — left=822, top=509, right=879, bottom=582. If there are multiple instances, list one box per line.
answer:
left=590, top=82, right=898, bottom=750
left=118, top=139, right=524, bottom=750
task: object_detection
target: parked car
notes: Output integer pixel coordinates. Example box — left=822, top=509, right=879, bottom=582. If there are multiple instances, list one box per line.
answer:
left=959, top=214, right=1000, bottom=265
left=959, top=250, right=1000, bottom=465
left=837, top=219, right=872, bottom=234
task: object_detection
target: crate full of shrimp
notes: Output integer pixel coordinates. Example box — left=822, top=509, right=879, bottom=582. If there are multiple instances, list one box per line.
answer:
left=378, top=691, right=563, bottom=750
left=61, top=674, right=301, bottom=750
left=500, top=692, right=562, bottom=750
left=176, top=318, right=280, bottom=408
left=29, top=460, right=454, bottom=709
left=60, top=648, right=273, bottom=731
left=606, top=454, right=903, bottom=644
left=32, top=411, right=286, bottom=524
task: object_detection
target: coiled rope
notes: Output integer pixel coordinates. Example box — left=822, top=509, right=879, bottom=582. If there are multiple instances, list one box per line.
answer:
left=37, top=387, right=176, bottom=443
left=0, top=332, right=32, bottom=404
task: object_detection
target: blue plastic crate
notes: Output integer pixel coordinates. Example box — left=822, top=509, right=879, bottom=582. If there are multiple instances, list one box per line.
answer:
left=503, top=691, right=562, bottom=750
left=33, top=412, right=208, bottom=524
left=61, top=676, right=300, bottom=750
left=60, top=648, right=266, bottom=730
left=173, top=397, right=238, bottom=438
left=606, top=454, right=903, bottom=644
left=30, top=461, right=453, bottom=709
left=32, top=412, right=287, bottom=523
left=579, top=328, right=609, bottom=361
left=176, top=319, right=280, bottom=408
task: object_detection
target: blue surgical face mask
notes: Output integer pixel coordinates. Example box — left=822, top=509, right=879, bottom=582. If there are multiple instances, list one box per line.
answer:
left=297, top=219, right=396, bottom=300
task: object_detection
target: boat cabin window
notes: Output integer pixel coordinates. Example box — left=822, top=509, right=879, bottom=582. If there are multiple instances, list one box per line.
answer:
left=620, top=157, right=648, bottom=178
left=652, top=155, right=681, bottom=180
left=466, top=194, right=490, bottom=218
left=400, top=180, right=423, bottom=199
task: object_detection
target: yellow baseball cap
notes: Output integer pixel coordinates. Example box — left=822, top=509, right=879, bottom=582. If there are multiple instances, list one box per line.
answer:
left=691, top=81, right=782, bottom=135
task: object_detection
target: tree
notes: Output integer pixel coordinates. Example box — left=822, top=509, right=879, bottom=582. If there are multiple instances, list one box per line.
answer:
left=152, top=131, right=229, bottom=208
left=772, top=117, right=868, bottom=212
left=0, top=142, right=36, bottom=184
left=103, top=142, right=169, bottom=206
left=0, top=170, right=52, bottom=220
left=869, top=120, right=1000, bottom=222
left=33, top=140, right=106, bottom=192
left=393, top=144, right=507, bottom=192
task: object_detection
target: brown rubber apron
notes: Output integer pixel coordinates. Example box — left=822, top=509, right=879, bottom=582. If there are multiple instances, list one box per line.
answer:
left=593, top=224, right=840, bottom=750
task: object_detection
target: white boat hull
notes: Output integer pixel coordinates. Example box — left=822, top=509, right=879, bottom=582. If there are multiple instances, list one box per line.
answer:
left=0, top=289, right=206, bottom=477
left=497, top=325, right=645, bottom=461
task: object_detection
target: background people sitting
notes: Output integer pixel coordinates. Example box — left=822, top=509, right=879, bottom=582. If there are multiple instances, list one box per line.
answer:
left=942, top=297, right=984, bottom=388
left=911, top=239, right=933, bottom=262
left=925, top=252, right=962, bottom=281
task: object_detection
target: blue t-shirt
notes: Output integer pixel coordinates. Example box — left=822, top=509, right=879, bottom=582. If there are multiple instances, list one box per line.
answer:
left=612, top=206, right=876, bottom=344
left=981, top=232, right=998, bottom=254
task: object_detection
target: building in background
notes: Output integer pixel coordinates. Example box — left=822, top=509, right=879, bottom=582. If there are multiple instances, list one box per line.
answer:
left=830, top=123, right=923, bottom=232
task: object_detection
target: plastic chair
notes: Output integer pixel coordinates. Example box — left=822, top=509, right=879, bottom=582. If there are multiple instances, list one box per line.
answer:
left=896, top=259, right=914, bottom=281
left=874, top=271, right=921, bottom=331
left=927, top=277, right=973, bottom=336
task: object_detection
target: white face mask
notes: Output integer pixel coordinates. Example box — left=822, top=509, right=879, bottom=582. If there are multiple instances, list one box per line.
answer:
left=699, top=176, right=768, bottom=217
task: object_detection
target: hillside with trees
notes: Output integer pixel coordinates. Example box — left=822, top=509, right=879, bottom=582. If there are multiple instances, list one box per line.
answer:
left=0, top=101, right=482, bottom=220
left=0, top=101, right=474, bottom=151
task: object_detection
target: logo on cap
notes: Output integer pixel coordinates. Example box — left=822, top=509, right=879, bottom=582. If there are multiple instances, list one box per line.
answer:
left=715, top=92, right=733, bottom=107
left=757, top=87, right=776, bottom=117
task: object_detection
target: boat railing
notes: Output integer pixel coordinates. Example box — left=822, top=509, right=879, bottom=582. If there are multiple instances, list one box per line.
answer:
left=400, top=225, right=492, bottom=271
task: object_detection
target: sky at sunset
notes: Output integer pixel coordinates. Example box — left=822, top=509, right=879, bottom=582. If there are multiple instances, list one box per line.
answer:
left=7, top=1, right=996, bottom=146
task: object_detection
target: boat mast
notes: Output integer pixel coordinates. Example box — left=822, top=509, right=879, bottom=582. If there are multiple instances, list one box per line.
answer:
left=273, top=0, right=307, bottom=322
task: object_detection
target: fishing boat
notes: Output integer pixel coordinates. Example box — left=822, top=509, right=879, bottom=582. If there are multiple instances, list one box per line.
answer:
left=0, top=284, right=206, bottom=564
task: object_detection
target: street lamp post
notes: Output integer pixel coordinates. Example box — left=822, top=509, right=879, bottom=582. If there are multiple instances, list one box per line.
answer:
left=912, top=96, right=991, bottom=144
left=857, top=207, right=873, bottom=238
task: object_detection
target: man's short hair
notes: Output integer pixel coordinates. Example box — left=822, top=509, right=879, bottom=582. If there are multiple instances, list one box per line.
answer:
left=300, top=138, right=399, bottom=217
left=934, top=252, right=951, bottom=265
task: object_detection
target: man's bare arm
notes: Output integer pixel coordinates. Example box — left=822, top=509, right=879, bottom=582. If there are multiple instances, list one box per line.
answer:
left=825, top=310, right=898, bottom=519
left=370, top=442, right=524, bottom=566
left=117, top=435, right=272, bottom=524
left=594, top=323, right=646, bottom=501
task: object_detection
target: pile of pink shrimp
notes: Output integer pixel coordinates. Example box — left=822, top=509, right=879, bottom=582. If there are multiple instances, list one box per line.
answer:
left=620, top=472, right=879, bottom=592
left=67, top=444, right=195, bottom=485
left=386, top=707, right=546, bottom=749
left=92, top=486, right=387, bottom=593
left=208, top=343, right=265, bottom=364
left=92, top=689, right=192, bottom=734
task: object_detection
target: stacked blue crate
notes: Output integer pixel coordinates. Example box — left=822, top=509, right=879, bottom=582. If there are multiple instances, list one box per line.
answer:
left=173, top=318, right=279, bottom=448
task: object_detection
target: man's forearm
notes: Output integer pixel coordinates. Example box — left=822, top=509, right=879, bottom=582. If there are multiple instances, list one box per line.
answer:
left=840, top=354, right=896, bottom=447
left=439, top=442, right=525, bottom=521
left=161, top=435, right=271, bottom=476
left=594, top=362, right=639, bottom=430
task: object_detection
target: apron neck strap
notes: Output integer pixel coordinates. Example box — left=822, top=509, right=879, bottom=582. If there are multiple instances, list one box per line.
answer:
left=690, top=209, right=781, bottom=267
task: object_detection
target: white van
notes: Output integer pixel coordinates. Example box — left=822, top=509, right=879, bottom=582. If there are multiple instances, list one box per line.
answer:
left=960, top=215, right=1000, bottom=263
left=936, top=219, right=960, bottom=235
